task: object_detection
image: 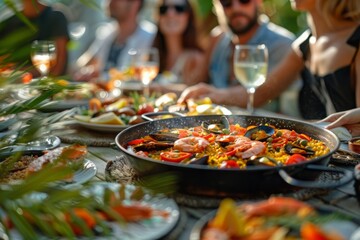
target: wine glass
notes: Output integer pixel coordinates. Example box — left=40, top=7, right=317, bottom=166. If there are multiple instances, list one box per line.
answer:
left=30, top=40, right=57, bottom=79
left=133, top=48, right=159, bottom=98
left=234, top=44, right=268, bottom=114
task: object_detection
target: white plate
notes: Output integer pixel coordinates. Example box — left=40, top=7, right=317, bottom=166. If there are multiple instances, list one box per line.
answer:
left=4, top=182, right=180, bottom=240
left=75, top=120, right=129, bottom=133
left=85, top=182, right=180, bottom=240
left=14, top=87, right=90, bottom=112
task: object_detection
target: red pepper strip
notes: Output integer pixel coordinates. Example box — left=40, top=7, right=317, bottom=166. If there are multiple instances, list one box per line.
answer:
left=298, top=133, right=311, bottom=141
left=160, top=151, right=193, bottom=163
left=203, top=133, right=216, bottom=142
left=220, top=160, right=239, bottom=168
left=127, top=139, right=145, bottom=145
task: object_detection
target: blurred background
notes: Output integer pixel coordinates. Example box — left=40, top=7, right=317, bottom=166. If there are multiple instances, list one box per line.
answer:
left=0, top=0, right=308, bottom=76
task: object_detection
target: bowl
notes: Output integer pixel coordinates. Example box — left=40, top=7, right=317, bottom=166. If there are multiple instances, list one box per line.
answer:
left=349, top=137, right=360, bottom=154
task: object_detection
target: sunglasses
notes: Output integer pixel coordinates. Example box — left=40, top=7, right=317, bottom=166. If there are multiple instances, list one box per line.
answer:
left=159, top=4, right=188, bottom=15
left=220, top=0, right=251, bottom=8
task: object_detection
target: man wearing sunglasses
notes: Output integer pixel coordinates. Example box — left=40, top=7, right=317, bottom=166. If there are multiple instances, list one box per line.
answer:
left=73, top=0, right=156, bottom=81
left=181, top=0, right=301, bottom=117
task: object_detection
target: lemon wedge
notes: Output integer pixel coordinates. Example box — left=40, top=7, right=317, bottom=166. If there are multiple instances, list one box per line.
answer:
left=89, top=112, right=125, bottom=125
left=74, top=114, right=91, bottom=122
left=106, top=99, right=128, bottom=111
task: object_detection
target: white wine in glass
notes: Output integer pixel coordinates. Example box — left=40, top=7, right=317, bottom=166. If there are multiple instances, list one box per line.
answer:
left=30, top=40, right=57, bottom=79
left=234, top=44, right=268, bottom=114
left=133, top=48, right=159, bottom=98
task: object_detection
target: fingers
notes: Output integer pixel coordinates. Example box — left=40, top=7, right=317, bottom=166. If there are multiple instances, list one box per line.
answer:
left=177, top=83, right=212, bottom=104
left=318, top=111, right=345, bottom=123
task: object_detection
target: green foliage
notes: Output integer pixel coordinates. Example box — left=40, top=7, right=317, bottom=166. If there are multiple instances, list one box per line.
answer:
left=192, top=0, right=308, bottom=35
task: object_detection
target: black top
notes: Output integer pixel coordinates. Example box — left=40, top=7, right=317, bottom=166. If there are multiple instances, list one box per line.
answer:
left=298, top=27, right=360, bottom=119
left=0, top=7, right=69, bottom=73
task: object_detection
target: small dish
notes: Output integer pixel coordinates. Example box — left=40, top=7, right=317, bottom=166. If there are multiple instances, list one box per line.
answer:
left=349, top=137, right=360, bottom=154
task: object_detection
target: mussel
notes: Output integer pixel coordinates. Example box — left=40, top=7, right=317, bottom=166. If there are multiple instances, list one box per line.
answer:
left=133, top=142, right=174, bottom=152
left=244, top=125, right=275, bottom=141
left=201, top=116, right=230, bottom=134
left=185, top=155, right=209, bottom=165
left=247, top=156, right=281, bottom=167
left=284, top=143, right=315, bottom=156
left=149, top=133, right=179, bottom=142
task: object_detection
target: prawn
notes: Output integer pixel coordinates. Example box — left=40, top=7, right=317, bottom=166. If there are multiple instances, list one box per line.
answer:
left=236, top=141, right=265, bottom=159
left=239, top=197, right=314, bottom=218
left=174, top=137, right=210, bottom=153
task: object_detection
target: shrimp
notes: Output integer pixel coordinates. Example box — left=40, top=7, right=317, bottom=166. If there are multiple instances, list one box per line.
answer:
left=239, top=197, right=315, bottom=218
left=236, top=141, right=265, bottom=159
left=226, top=136, right=252, bottom=151
left=174, top=137, right=210, bottom=153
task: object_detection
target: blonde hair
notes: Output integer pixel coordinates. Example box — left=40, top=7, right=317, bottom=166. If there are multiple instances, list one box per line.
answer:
left=318, top=0, right=360, bottom=23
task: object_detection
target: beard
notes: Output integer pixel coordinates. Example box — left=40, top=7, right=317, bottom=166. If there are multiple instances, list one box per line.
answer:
left=227, top=8, right=259, bottom=35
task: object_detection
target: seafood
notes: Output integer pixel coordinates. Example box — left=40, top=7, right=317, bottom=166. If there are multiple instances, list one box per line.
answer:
left=126, top=123, right=330, bottom=169
left=27, top=144, right=87, bottom=175
left=244, top=125, right=275, bottom=141
left=202, top=197, right=346, bottom=240
left=174, top=137, right=210, bottom=153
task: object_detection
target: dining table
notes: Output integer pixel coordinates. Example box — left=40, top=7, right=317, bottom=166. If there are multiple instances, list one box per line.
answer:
left=62, top=107, right=360, bottom=240
left=1, top=82, right=359, bottom=239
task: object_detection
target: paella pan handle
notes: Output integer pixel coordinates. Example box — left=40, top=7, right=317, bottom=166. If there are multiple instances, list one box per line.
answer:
left=278, top=164, right=354, bottom=189
left=141, top=111, right=185, bottom=122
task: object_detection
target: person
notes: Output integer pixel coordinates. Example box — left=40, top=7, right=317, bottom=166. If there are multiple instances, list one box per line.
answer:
left=178, top=0, right=301, bottom=116
left=73, top=0, right=157, bottom=82
left=320, top=108, right=360, bottom=136
left=178, top=0, right=360, bottom=120
left=152, top=0, right=204, bottom=86
left=0, top=0, right=69, bottom=77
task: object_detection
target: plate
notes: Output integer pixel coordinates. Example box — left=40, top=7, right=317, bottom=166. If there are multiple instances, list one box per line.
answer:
left=13, top=86, right=90, bottom=112
left=189, top=200, right=360, bottom=240
left=4, top=182, right=180, bottom=240
left=75, top=120, right=129, bottom=133
left=84, top=182, right=181, bottom=240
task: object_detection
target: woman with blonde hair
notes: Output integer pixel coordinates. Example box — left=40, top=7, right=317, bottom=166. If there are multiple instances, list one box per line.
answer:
left=178, top=0, right=360, bottom=120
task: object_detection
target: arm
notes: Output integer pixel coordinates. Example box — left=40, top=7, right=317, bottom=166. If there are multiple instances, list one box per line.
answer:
left=178, top=46, right=304, bottom=107
left=319, top=108, right=360, bottom=136
left=182, top=50, right=205, bottom=86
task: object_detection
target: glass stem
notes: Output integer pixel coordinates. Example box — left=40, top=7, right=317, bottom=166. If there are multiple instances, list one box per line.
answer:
left=247, top=88, right=256, bottom=114
left=143, top=83, right=150, bottom=98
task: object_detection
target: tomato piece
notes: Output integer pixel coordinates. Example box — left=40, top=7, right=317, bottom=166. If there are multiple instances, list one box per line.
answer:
left=285, top=154, right=307, bottom=165
left=137, top=103, right=154, bottom=115
left=160, top=151, right=193, bottom=162
left=127, top=139, right=145, bottom=145
left=178, top=129, right=190, bottom=138
left=220, top=160, right=239, bottom=168
left=300, top=222, right=330, bottom=240
left=272, top=137, right=288, bottom=149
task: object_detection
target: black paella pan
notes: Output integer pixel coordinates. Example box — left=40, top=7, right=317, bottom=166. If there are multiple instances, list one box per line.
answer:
left=115, top=115, right=353, bottom=197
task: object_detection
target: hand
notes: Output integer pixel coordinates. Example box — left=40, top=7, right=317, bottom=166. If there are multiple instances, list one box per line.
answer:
left=177, top=83, right=219, bottom=104
left=319, top=108, right=360, bottom=136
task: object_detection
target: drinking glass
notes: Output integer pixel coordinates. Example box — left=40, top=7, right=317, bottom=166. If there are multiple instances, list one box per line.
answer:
left=133, top=48, right=159, bottom=98
left=30, top=40, right=57, bottom=79
left=234, top=44, right=268, bottom=114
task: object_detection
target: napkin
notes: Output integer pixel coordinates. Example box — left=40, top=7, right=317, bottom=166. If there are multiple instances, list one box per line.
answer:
left=313, top=122, right=352, bottom=142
